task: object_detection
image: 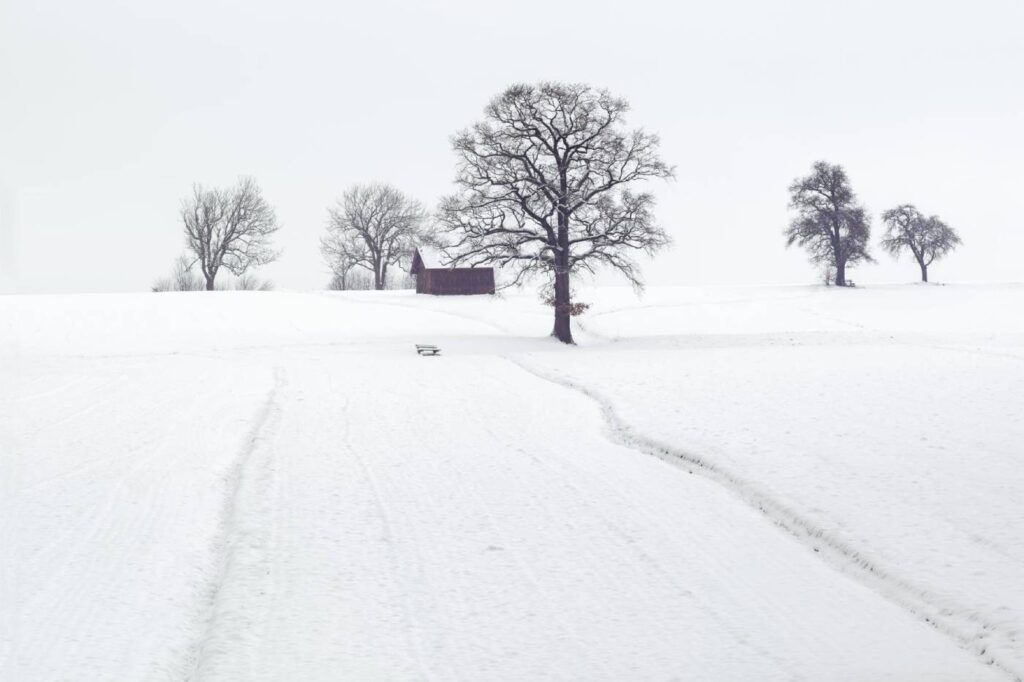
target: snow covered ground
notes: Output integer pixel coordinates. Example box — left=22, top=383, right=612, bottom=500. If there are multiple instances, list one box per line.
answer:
left=3, top=284, right=1021, bottom=681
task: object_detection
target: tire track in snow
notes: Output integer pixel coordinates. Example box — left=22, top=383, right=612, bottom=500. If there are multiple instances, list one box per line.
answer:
left=439, top=440, right=620, bottom=681
left=483, top=423, right=800, bottom=678
left=184, top=366, right=285, bottom=681
left=342, top=389, right=440, bottom=682
left=506, top=357, right=1022, bottom=682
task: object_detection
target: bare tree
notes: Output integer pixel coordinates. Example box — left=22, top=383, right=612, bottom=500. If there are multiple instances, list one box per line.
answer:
left=437, top=82, right=673, bottom=344
left=326, top=269, right=412, bottom=291
left=327, top=270, right=373, bottom=291
left=321, top=183, right=426, bottom=290
left=150, top=277, right=173, bottom=293
left=234, top=273, right=275, bottom=291
left=786, top=161, right=872, bottom=287
left=181, top=177, right=280, bottom=291
left=881, top=204, right=961, bottom=282
left=327, top=272, right=348, bottom=290
left=320, top=224, right=364, bottom=291
left=171, top=254, right=203, bottom=291
left=151, top=254, right=203, bottom=292
left=389, top=271, right=416, bottom=290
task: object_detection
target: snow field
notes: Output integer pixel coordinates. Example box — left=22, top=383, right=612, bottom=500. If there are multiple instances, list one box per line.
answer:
left=3, top=285, right=1020, bottom=680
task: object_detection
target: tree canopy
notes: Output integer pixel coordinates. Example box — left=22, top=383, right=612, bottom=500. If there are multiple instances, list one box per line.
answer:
left=438, top=82, right=673, bottom=343
left=785, top=161, right=872, bottom=287
left=881, top=204, right=961, bottom=282
left=322, top=183, right=426, bottom=290
left=181, top=177, right=280, bottom=290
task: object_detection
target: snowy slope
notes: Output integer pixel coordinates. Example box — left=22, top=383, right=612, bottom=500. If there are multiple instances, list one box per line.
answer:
left=3, top=286, right=1020, bottom=681
left=528, top=284, right=1024, bottom=678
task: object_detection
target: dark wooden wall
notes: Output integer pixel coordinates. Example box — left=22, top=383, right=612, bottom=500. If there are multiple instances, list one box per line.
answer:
left=416, top=268, right=495, bottom=295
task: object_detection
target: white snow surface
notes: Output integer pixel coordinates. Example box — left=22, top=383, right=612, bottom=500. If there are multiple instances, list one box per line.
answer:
left=3, top=284, right=1022, bottom=681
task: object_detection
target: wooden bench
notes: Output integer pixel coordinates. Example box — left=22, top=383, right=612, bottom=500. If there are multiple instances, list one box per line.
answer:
left=416, top=344, right=441, bottom=356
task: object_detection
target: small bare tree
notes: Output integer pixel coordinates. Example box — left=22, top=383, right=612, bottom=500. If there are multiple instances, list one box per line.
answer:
left=327, top=272, right=348, bottom=290
left=151, top=254, right=203, bottom=292
left=881, top=204, right=961, bottom=282
left=437, top=82, right=673, bottom=344
left=321, top=183, right=426, bottom=290
left=326, top=269, right=411, bottom=291
left=320, top=225, right=364, bottom=291
left=181, top=177, right=280, bottom=291
left=234, top=273, right=275, bottom=291
left=171, top=254, right=203, bottom=291
left=786, top=162, right=872, bottom=286
left=151, top=277, right=173, bottom=293
left=327, top=270, right=375, bottom=291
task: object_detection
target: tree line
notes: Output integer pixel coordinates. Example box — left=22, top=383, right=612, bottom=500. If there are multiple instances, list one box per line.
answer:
left=786, top=161, right=961, bottom=286
left=154, top=81, right=963, bottom=343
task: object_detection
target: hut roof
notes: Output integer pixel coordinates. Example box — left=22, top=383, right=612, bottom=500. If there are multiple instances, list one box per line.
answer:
left=411, top=247, right=446, bottom=274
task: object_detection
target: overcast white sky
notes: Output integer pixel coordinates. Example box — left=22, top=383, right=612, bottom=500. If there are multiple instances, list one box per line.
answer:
left=1, top=0, right=1022, bottom=293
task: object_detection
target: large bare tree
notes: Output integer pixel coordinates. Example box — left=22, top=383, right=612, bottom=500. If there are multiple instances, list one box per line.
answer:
left=181, top=177, right=280, bottom=290
left=437, top=82, right=673, bottom=344
left=881, top=204, right=961, bottom=282
left=785, top=161, right=872, bottom=287
left=321, top=183, right=426, bottom=290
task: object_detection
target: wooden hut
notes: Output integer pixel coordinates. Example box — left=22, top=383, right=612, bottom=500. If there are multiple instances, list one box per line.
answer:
left=410, top=248, right=495, bottom=295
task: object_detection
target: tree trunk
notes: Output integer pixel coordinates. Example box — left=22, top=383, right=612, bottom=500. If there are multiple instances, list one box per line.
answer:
left=205, top=275, right=215, bottom=291
left=552, top=268, right=573, bottom=344
left=834, top=260, right=846, bottom=287
left=920, top=262, right=928, bottom=283
left=551, top=188, right=575, bottom=344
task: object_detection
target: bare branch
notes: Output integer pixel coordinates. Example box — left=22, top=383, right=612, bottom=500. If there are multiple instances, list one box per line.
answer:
left=321, top=183, right=427, bottom=290
left=437, top=82, right=673, bottom=343
left=881, top=204, right=961, bottom=282
left=181, top=177, right=280, bottom=290
left=784, top=161, right=872, bottom=286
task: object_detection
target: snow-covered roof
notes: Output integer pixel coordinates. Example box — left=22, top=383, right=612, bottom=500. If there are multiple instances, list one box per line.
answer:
left=414, top=246, right=444, bottom=269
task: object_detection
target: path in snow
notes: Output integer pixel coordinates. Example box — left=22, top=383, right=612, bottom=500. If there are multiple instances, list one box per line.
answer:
left=4, top=354, right=276, bottom=680
left=510, top=355, right=1021, bottom=679
left=505, top=285, right=1024, bottom=680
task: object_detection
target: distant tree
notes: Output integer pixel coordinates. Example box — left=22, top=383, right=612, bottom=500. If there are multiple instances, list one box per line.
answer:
left=786, top=162, right=872, bottom=287
left=181, top=177, right=280, bottom=291
left=437, top=82, right=673, bottom=344
left=320, top=224, right=363, bottom=291
left=881, top=204, right=961, bottom=282
left=151, top=254, right=203, bottom=292
left=327, top=272, right=348, bottom=291
left=326, top=269, right=374, bottom=291
left=234, top=273, right=275, bottom=291
left=326, top=268, right=412, bottom=291
left=171, top=254, right=203, bottom=291
left=150, top=277, right=173, bottom=293
left=388, top=271, right=416, bottom=290
left=321, top=183, right=426, bottom=290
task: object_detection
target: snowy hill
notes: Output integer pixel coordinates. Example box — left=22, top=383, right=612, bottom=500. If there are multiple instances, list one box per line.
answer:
left=4, top=284, right=1022, bottom=681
